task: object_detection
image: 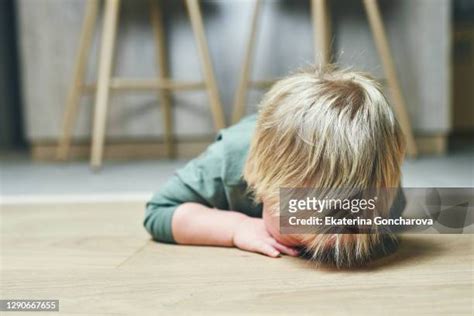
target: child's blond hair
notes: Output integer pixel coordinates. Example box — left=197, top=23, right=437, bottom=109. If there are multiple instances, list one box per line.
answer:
left=243, top=66, right=406, bottom=267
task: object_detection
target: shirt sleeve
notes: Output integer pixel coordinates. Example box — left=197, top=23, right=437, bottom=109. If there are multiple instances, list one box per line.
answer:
left=144, top=136, right=229, bottom=243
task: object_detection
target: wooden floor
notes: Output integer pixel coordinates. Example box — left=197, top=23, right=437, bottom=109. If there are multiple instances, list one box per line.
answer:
left=1, top=202, right=473, bottom=315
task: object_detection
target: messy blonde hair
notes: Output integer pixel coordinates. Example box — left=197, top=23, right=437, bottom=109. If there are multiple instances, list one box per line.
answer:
left=243, top=66, right=406, bottom=267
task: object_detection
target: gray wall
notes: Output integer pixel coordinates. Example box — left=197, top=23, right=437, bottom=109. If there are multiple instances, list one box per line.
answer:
left=0, top=0, right=23, bottom=149
left=16, top=0, right=452, bottom=142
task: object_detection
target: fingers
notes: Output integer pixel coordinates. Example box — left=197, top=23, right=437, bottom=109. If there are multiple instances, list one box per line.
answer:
left=253, top=241, right=280, bottom=258
left=250, top=240, right=299, bottom=258
left=269, top=239, right=300, bottom=257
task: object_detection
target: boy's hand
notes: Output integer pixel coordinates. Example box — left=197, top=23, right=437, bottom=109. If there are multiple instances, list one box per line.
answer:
left=232, top=217, right=300, bottom=258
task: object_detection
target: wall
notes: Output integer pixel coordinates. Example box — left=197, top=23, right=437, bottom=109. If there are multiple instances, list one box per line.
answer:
left=0, top=0, right=23, bottom=149
left=16, top=0, right=452, bottom=143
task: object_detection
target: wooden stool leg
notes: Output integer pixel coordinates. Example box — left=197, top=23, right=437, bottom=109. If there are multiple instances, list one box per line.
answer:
left=57, top=0, right=99, bottom=160
left=90, top=0, right=120, bottom=169
left=232, top=0, right=261, bottom=124
left=363, top=0, right=417, bottom=157
left=185, top=0, right=226, bottom=130
left=312, top=0, right=331, bottom=66
left=150, top=0, right=174, bottom=159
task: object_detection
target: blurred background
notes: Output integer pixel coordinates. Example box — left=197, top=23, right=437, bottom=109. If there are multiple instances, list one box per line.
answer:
left=0, top=0, right=473, bottom=202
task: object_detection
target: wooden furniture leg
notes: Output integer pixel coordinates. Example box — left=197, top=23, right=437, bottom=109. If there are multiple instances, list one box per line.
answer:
left=231, top=0, right=261, bottom=124
left=90, top=0, right=120, bottom=169
left=185, top=0, right=226, bottom=130
left=57, top=0, right=99, bottom=160
left=312, top=0, right=331, bottom=66
left=363, top=0, right=417, bottom=157
left=150, top=0, right=175, bottom=158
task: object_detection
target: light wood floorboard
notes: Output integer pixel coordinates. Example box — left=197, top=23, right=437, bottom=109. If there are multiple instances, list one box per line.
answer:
left=1, top=202, right=473, bottom=315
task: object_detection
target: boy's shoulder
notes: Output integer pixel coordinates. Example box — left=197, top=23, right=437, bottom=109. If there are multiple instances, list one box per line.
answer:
left=217, top=114, right=257, bottom=149
left=177, top=115, right=257, bottom=186
left=214, top=114, right=257, bottom=185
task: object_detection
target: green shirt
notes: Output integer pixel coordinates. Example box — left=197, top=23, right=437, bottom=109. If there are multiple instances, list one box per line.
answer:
left=144, top=115, right=262, bottom=243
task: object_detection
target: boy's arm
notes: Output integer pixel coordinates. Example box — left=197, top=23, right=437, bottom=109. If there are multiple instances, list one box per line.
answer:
left=145, top=130, right=297, bottom=256
left=145, top=177, right=298, bottom=257
left=172, top=202, right=299, bottom=257
left=171, top=202, right=245, bottom=246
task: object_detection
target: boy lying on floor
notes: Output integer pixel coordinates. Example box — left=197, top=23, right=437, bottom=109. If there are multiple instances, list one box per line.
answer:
left=144, top=67, right=406, bottom=268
